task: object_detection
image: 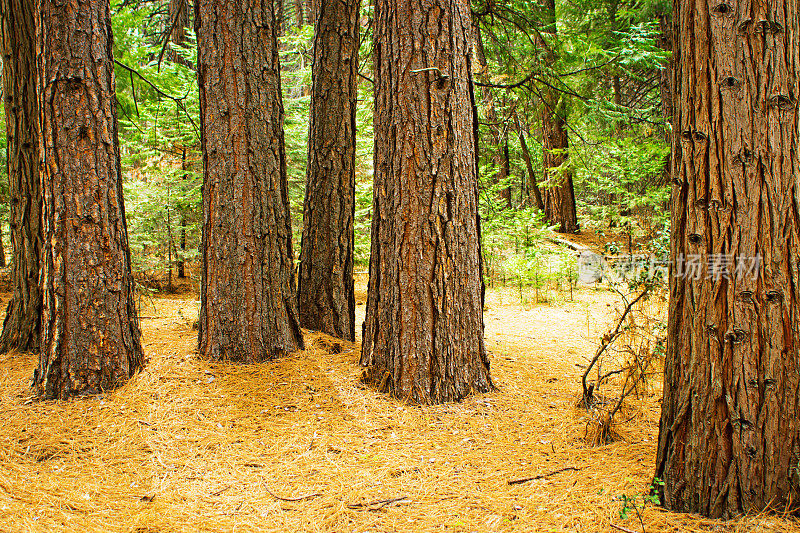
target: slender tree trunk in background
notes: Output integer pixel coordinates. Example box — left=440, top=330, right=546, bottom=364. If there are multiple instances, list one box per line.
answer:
left=304, top=0, right=316, bottom=25
left=472, top=17, right=508, bottom=209
left=655, top=0, right=800, bottom=517
left=166, top=0, right=191, bottom=68
left=0, top=225, right=5, bottom=268
left=166, top=3, right=190, bottom=279
left=293, top=0, right=303, bottom=27
left=195, top=0, right=304, bottom=362
left=35, top=0, right=143, bottom=399
left=297, top=0, right=359, bottom=341
left=539, top=0, right=577, bottom=233
left=0, top=0, right=41, bottom=354
left=361, top=0, right=494, bottom=404
left=519, top=129, right=544, bottom=211
left=177, top=146, right=187, bottom=279
left=656, top=10, right=673, bottom=193
left=499, top=131, right=511, bottom=208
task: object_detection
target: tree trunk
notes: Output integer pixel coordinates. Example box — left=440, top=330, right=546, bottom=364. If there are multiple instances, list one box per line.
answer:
left=499, top=132, right=511, bottom=208
left=293, top=0, right=303, bottom=27
left=297, top=0, right=359, bottom=341
left=540, top=0, right=578, bottom=233
left=195, top=0, right=304, bottom=362
left=472, top=15, right=509, bottom=209
left=361, top=0, right=494, bottom=404
left=655, top=0, right=800, bottom=518
left=0, top=223, right=5, bottom=268
left=177, top=146, right=187, bottom=279
left=35, top=0, right=144, bottom=399
left=519, top=129, right=544, bottom=211
left=275, top=0, right=284, bottom=36
left=0, top=0, right=41, bottom=354
left=304, top=0, right=316, bottom=26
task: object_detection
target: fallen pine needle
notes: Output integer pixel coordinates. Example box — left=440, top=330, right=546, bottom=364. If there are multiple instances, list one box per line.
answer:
left=610, top=524, right=641, bottom=533
left=263, top=485, right=321, bottom=502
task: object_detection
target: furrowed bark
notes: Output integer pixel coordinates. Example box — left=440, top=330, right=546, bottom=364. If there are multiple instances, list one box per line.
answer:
left=361, top=0, right=494, bottom=404
left=35, top=0, right=144, bottom=399
left=196, top=0, right=304, bottom=362
left=297, top=0, right=359, bottom=341
left=655, top=0, right=800, bottom=518
left=0, top=0, right=41, bottom=354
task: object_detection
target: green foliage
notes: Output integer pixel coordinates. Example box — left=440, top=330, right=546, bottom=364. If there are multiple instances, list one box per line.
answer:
left=111, top=0, right=201, bottom=285
left=616, top=477, right=664, bottom=531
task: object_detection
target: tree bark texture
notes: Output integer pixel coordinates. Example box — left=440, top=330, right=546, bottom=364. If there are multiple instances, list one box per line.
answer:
left=0, top=0, right=41, bottom=354
left=539, top=0, right=578, bottom=233
left=297, top=0, right=359, bottom=341
left=655, top=0, right=800, bottom=518
left=195, top=0, right=304, bottom=362
left=360, top=0, right=494, bottom=404
left=35, top=0, right=144, bottom=399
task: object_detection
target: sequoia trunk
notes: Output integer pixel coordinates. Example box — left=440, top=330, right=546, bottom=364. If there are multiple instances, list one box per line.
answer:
left=360, top=0, right=494, bottom=404
left=195, top=0, right=304, bottom=362
left=297, top=0, right=359, bottom=341
left=0, top=0, right=41, bottom=354
left=35, top=0, right=143, bottom=399
left=655, top=0, right=800, bottom=517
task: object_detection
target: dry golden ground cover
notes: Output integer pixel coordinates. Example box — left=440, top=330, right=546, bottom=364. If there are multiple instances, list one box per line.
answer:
left=0, top=284, right=797, bottom=533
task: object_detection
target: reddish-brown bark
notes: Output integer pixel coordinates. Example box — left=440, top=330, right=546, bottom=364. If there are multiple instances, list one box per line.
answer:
left=195, top=0, right=304, bottom=362
left=0, top=0, right=41, bottom=354
left=656, top=0, right=800, bottom=517
left=297, top=0, right=359, bottom=341
left=361, top=0, right=494, bottom=404
left=35, top=0, right=144, bottom=399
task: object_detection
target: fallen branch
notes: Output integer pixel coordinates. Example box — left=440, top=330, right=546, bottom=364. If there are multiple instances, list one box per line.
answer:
left=507, top=466, right=581, bottom=485
left=581, top=287, right=649, bottom=407
left=347, top=495, right=410, bottom=511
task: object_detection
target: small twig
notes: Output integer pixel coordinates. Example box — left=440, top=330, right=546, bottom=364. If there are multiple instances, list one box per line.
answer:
left=347, top=495, right=410, bottom=511
left=263, top=486, right=321, bottom=502
left=210, top=485, right=232, bottom=497
left=610, top=523, right=641, bottom=533
left=507, top=466, right=581, bottom=485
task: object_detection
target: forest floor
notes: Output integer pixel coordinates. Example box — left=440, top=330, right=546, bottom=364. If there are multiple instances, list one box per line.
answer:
left=0, top=281, right=797, bottom=533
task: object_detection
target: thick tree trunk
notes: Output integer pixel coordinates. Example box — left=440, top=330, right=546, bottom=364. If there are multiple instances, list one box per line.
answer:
left=35, top=0, right=144, bottom=399
left=297, top=0, right=359, bottom=341
left=655, top=0, right=800, bottom=518
left=361, top=0, right=494, bottom=404
left=196, top=0, right=304, bottom=362
left=0, top=0, right=41, bottom=354
left=539, top=0, right=578, bottom=233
